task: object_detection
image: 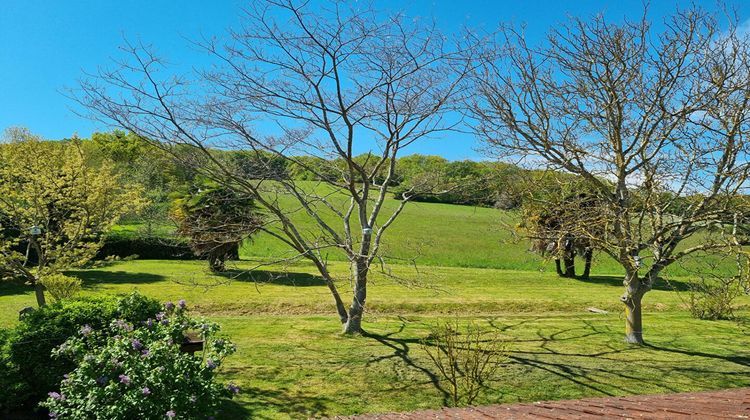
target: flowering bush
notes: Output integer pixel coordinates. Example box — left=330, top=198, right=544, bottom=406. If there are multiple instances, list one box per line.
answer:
left=41, top=300, right=237, bottom=419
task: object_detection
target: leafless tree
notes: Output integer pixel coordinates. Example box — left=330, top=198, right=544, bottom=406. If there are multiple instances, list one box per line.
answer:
left=470, top=5, right=750, bottom=343
left=74, top=0, right=476, bottom=334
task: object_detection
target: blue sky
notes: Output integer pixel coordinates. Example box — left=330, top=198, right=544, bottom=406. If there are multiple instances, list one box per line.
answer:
left=2, top=0, right=748, bottom=160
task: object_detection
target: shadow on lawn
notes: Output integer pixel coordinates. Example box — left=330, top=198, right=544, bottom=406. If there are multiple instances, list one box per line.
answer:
left=67, top=270, right=166, bottom=287
left=577, top=275, right=691, bottom=291
left=0, top=280, right=31, bottom=297
left=216, top=269, right=326, bottom=287
left=218, top=385, right=333, bottom=419
left=362, top=317, right=749, bottom=405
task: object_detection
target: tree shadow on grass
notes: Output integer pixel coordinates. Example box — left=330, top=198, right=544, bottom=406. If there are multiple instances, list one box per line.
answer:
left=217, top=386, right=333, bottom=419
left=363, top=319, right=453, bottom=405
left=216, top=269, right=326, bottom=287
left=362, top=317, right=750, bottom=407
left=66, top=270, right=166, bottom=287
left=0, top=280, right=32, bottom=297
left=576, top=275, right=691, bottom=291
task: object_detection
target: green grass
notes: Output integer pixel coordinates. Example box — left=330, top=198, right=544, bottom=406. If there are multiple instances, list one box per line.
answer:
left=113, top=183, right=740, bottom=277
left=5, top=186, right=748, bottom=418
left=1, top=259, right=748, bottom=418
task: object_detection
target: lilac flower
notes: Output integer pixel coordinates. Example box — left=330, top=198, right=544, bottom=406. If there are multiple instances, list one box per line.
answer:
left=142, top=387, right=151, bottom=395
left=48, top=391, right=62, bottom=400
left=164, top=301, right=175, bottom=311
left=227, top=383, right=240, bottom=394
left=131, top=339, right=143, bottom=351
left=80, top=324, right=92, bottom=336
left=119, top=374, right=131, bottom=385
left=161, top=318, right=169, bottom=326
left=178, top=299, right=186, bottom=309
left=156, top=312, right=166, bottom=321
left=49, top=411, right=58, bottom=419
left=114, top=319, right=133, bottom=332
left=145, top=318, right=154, bottom=328
left=166, top=410, right=176, bottom=418
left=206, top=359, right=216, bottom=369
left=141, top=349, right=150, bottom=358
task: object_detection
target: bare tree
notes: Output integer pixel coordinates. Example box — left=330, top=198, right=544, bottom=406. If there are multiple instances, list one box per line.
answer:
left=74, top=0, right=476, bottom=334
left=470, top=6, right=750, bottom=344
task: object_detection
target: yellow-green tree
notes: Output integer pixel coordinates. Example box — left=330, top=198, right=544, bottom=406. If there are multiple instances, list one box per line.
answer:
left=0, top=128, right=144, bottom=306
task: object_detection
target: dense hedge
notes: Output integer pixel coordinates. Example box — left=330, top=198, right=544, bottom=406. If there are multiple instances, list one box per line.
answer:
left=1, top=293, right=161, bottom=413
left=97, top=237, right=194, bottom=260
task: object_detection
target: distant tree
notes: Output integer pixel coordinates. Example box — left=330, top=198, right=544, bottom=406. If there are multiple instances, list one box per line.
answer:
left=75, top=0, right=478, bottom=334
left=85, top=130, right=191, bottom=237
left=172, top=181, right=263, bottom=272
left=522, top=191, right=604, bottom=279
left=471, top=5, right=750, bottom=343
left=0, top=128, right=144, bottom=306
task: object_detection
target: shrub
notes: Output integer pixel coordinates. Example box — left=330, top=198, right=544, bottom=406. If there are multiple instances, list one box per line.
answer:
left=8, top=293, right=161, bottom=409
left=41, top=301, right=237, bottom=419
left=686, top=281, right=742, bottom=320
left=41, top=274, right=83, bottom=301
left=0, top=328, right=31, bottom=414
left=97, top=237, right=193, bottom=260
left=421, top=321, right=504, bottom=407
left=682, top=253, right=749, bottom=320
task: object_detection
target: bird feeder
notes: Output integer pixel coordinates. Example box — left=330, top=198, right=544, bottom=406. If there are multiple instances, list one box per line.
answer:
left=180, top=331, right=204, bottom=354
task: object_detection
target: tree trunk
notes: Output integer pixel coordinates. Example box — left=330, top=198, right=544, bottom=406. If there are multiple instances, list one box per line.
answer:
left=554, top=258, right=563, bottom=276
left=622, top=268, right=645, bottom=344
left=581, top=248, right=593, bottom=279
left=343, top=258, right=367, bottom=335
left=208, top=254, right=226, bottom=272
left=34, top=280, right=46, bottom=307
left=563, top=255, right=575, bottom=277
left=624, top=293, right=644, bottom=344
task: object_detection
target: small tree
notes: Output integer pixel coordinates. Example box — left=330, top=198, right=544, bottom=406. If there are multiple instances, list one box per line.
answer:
left=75, top=0, right=478, bottom=334
left=0, top=128, right=143, bottom=306
left=471, top=6, right=750, bottom=343
left=172, top=181, right=263, bottom=272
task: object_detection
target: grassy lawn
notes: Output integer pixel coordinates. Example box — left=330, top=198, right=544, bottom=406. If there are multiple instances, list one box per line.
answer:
left=1, top=259, right=748, bottom=418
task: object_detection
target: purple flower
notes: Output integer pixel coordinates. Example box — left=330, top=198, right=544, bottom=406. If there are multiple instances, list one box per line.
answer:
left=164, top=301, right=175, bottom=311
left=156, top=312, right=166, bottom=321
left=49, top=411, right=58, bottom=419
left=80, top=324, right=92, bottom=336
left=114, top=319, right=133, bottom=332
left=119, top=374, right=131, bottom=385
left=141, top=349, right=150, bottom=358
left=166, top=410, right=176, bottom=418
left=227, top=383, right=240, bottom=394
left=48, top=391, right=62, bottom=400
left=178, top=299, right=186, bottom=309
left=161, top=318, right=169, bottom=326
left=131, top=339, right=143, bottom=351
left=145, top=318, right=154, bottom=328
left=206, top=359, right=216, bottom=369
left=142, top=387, right=151, bottom=395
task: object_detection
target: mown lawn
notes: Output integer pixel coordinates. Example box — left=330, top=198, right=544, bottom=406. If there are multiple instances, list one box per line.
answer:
left=1, top=259, right=748, bottom=419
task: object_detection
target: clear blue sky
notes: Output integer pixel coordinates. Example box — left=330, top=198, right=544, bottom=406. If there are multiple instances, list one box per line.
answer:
left=2, top=0, right=748, bottom=160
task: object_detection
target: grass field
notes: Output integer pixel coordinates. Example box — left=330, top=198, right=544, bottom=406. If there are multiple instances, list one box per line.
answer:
left=1, top=259, right=748, bottom=418
left=4, top=195, right=750, bottom=418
